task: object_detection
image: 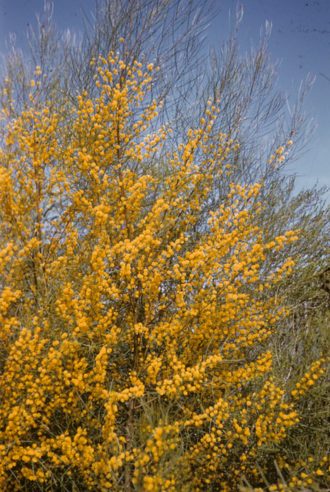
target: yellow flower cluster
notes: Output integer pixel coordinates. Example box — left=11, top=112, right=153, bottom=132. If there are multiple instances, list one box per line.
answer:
left=268, top=139, right=294, bottom=167
left=291, top=358, right=327, bottom=399
left=258, top=455, right=330, bottom=491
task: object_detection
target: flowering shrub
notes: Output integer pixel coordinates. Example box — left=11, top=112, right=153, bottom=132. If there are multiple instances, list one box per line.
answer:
left=0, top=54, right=326, bottom=491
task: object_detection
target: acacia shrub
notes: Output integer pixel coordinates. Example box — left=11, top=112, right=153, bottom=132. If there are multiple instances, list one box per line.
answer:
left=0, top=54, right=327, bottom=491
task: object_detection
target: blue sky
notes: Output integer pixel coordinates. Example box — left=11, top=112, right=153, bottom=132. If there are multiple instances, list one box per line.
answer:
left=0, top=0, right=329, bottom=193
